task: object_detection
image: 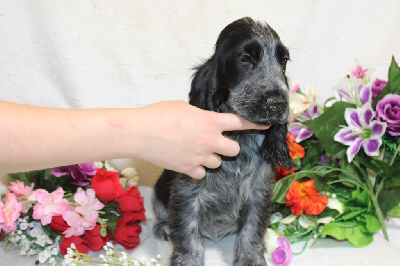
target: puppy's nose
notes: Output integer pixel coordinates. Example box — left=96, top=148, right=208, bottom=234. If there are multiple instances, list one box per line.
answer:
left=266, top=96, right=287, bottom=112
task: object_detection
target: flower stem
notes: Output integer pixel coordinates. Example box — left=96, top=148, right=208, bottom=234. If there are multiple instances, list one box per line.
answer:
left=389, top=144, right=400, bottom=166
left=370, top=193, right=389, bottom=241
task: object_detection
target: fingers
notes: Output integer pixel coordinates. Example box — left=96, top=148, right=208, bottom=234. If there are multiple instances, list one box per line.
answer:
left=187, top=166, right=206, bottom=179
left=217, top=113, right=270, bottom=131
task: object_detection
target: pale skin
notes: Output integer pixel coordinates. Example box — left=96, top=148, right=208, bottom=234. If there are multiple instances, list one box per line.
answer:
left=0, top=100, right=269, bottom=179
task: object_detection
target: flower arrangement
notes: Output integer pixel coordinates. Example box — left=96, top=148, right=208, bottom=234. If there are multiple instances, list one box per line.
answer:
left=269, top=57, right=400, bottom=256
left=0, top=161, right=146, bottom=265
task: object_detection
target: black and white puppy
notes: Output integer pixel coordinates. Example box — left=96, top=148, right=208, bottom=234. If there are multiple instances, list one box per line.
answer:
left=153, top=17, right=293, bottom=266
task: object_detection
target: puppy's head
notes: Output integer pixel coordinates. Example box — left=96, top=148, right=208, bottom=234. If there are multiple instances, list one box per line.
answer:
left=190, top=17, right=290, bottom=126
left=190, top=17, right=293, bottom=168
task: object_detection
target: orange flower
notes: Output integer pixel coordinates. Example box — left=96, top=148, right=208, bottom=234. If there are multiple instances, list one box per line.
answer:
left=286, top=133, right=305, bottom=160
left=285, top=179, right=328, bottom=216
left=274, top=134, right=305, bottom=182
left=275, top=165, right=295, bottom=182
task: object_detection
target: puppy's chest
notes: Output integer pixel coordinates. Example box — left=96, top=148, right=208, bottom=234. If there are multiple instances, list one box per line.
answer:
left=197, top=134, right=271, bottom=240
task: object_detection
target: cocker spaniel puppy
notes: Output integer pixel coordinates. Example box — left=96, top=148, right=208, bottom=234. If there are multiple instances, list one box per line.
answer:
left=153, top=17, right=293, bottom=266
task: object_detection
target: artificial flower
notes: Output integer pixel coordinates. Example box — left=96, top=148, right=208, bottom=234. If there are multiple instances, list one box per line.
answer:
left=350, top=59, right=374, bottom=80
left=271, top=236, right=292, bottom=266
left=59, top=236, right=89, bottom=255
left=371, top=78, right=387, bottom=101
left=62, top=211, right=95, bottom=238
left=336, top=84, right=372, bottom=107
left=74, top=188, right=104, bottom=223
left=289, top=103, right=321, bottom=142
left=48, top=215, right=70, bottom=234
left=30, top=187, right=71, bottom=226
left=91, top=169, right=124, bottom=202
left=0, top=192, right=23, bottom=233
left=286, top=133, right=305, bottom=160
left=285, top=179, right=328, bottom=216
left=8, top=180, right=34, bottom=198
left=117, top=186, right=145, bottom=217
left=82, top=224, right=112, bottom=251
left=334, top=103, right=387, bottom=162
left=275, top=165, right=295, bottom=182
left=289, top=85, right=318, bottom=118
left=51, top=163, right=98, bottom=186
left=113, top=213, right=142, bottom=250
left=375, top=94, right=400, bottom=136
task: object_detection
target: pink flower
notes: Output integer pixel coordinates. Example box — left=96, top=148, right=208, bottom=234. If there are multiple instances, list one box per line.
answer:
left=62, top=188, right=104, bottom=238
left=0, top=192, right=23, bottom=233
left=271, top=237, right=292, bottom=265
left=31, top=187, right=71, bottom=226
left=8, top=180, right=34, bottom=198
left=351, top=66, right=368, bottom=78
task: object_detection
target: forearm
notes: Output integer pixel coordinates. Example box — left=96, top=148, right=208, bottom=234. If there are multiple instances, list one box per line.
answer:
left=0, top=100, right=142, bottom=173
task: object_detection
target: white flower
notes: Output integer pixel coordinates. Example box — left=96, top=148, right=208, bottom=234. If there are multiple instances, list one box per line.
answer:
left=279, top=214, right=297, bottom=224
left=289, top=85, right=319, bottom=118
left=265, top=228, right=279, bottom=254
left=327, top=197, right=344, bottom=213
left=270, top=212, right=283, bottom=224
left=317, top=216, right=335, bottom=224
left=299, top=215, right=317, bottom=229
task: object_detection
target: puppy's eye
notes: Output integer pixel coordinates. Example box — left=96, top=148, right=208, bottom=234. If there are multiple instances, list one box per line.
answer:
left=240, top=54, right=253, bottom=64
left=281, top=57, right=290, bottom=72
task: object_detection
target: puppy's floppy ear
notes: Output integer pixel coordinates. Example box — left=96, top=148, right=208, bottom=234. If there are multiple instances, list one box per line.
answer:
left=261, top=123, right=293, bottom=169
left=189, top=56, right=223, bottom=111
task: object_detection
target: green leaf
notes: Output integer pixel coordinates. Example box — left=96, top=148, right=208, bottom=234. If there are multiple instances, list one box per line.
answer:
left=321, top=222, right=373, bottom=247
left=302, top=140, right=324, bottom=167
left=359, top=214, right=381, bottom=233
left=305, top=102, right=355, bottom=159
left=373, top=57, right=400, bottom=107
left=103, top=212, right=119, bottom=235
left=378, top=186, right=400, bottom=218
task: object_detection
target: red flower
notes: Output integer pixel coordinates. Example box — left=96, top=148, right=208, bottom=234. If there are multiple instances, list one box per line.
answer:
left=82, top=224, right=112, bottom=251
left=117, top=186, right=146, bottom=218
left=48, top=215, right=70, bottom=234
left=287, top=133, right=305, bottom=160
left=91, top=169, right=123, bottom=202
left=275, top=165, right=295, bottom=182
left=59, top=235, right=89, bottom=255
left=285, top=179, right=328, bottom=216
left=113, top=213, right=142, bottom=250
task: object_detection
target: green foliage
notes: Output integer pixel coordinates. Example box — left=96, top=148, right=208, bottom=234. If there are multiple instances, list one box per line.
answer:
left=372, top=57, right=400, bottom=107
left=305, top=102, right=355, bottom=159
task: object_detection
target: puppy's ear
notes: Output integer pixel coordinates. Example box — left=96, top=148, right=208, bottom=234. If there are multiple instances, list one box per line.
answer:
left=261, top=123, right=293, bottom=169
left=189, top=57, right=221, bottom=111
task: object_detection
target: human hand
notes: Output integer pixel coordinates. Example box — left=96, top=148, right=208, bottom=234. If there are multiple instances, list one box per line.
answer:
left=134, top=101, right=269, bottom=179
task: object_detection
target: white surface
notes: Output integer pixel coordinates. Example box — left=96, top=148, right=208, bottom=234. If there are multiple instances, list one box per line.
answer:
left=0, top=1, right=399, bottom=109
left=0, top=186, right=399, bottom=265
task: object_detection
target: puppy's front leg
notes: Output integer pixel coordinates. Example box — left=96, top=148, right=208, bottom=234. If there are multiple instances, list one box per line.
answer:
left=169, top=190, right=204, bottom=266
left=234, top=188, right=271, bottom=266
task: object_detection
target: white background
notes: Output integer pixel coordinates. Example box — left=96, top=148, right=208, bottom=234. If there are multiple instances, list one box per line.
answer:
left=1, top=0, right=399, bottom=183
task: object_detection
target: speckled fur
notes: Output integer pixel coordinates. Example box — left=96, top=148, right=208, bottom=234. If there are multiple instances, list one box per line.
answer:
left=153, top=17, right=293, bottom=266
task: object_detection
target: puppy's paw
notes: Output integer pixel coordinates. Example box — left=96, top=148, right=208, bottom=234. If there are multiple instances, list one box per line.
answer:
left=153, top=221, right=169, bottom=241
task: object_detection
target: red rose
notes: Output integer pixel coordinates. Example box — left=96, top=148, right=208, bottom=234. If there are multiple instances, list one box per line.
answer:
left=117, top=186, right=146, bottom=218
left=59, top=235, right=89, bottom=255
left=91, top=169, right=123, bottom=202
left=83, top=224, right=111, bottom=251
left=113, top=213, right=142, bottom=250
left=49, top=215, right=70, bottom=234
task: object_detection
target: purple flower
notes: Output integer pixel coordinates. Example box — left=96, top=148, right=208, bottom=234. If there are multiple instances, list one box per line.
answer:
left=289, top=103, right=321, bottom=142
left=51, top=163, right=98, bottom=186
left=334, top=103, right=387, bottom=162
left=272, top=237, right=292, bottom=265
left=336, top=84, right=372, bottom=106
left=371, top=78, right=387, bottom=101
left=376, top=94, right=400, bottom=136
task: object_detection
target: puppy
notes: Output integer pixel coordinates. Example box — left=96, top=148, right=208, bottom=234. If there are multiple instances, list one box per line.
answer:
left=153, top=17, right=293, bottom=266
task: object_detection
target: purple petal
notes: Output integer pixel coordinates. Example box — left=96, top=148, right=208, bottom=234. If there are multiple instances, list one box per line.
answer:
left=337, top=89, right=352, bottom=102
left=370, top=121, right=387, bottom=139
left=359, top=86, right=372, bottom=105
left=363, top=139, right=382, bottom=156
left=277, top=237, right=291, bottom=249
left=296, top=128, right=313, bottom=142
left=272, top=247, right=292, bottom=266
left=334, top=127, right=358, bottom=145
left=360, top=103, right=374, bottom=126
left=77, top=163, right=98, bottom=176
left=345, top=108, right=362, bottom=129
left=50, top=168, right=68, bottom=177
left=346, top=137, right=363, bottom=163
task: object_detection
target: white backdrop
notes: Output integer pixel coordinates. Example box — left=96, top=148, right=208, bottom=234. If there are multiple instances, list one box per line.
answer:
left=1, top=0, right=399, bottom=182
